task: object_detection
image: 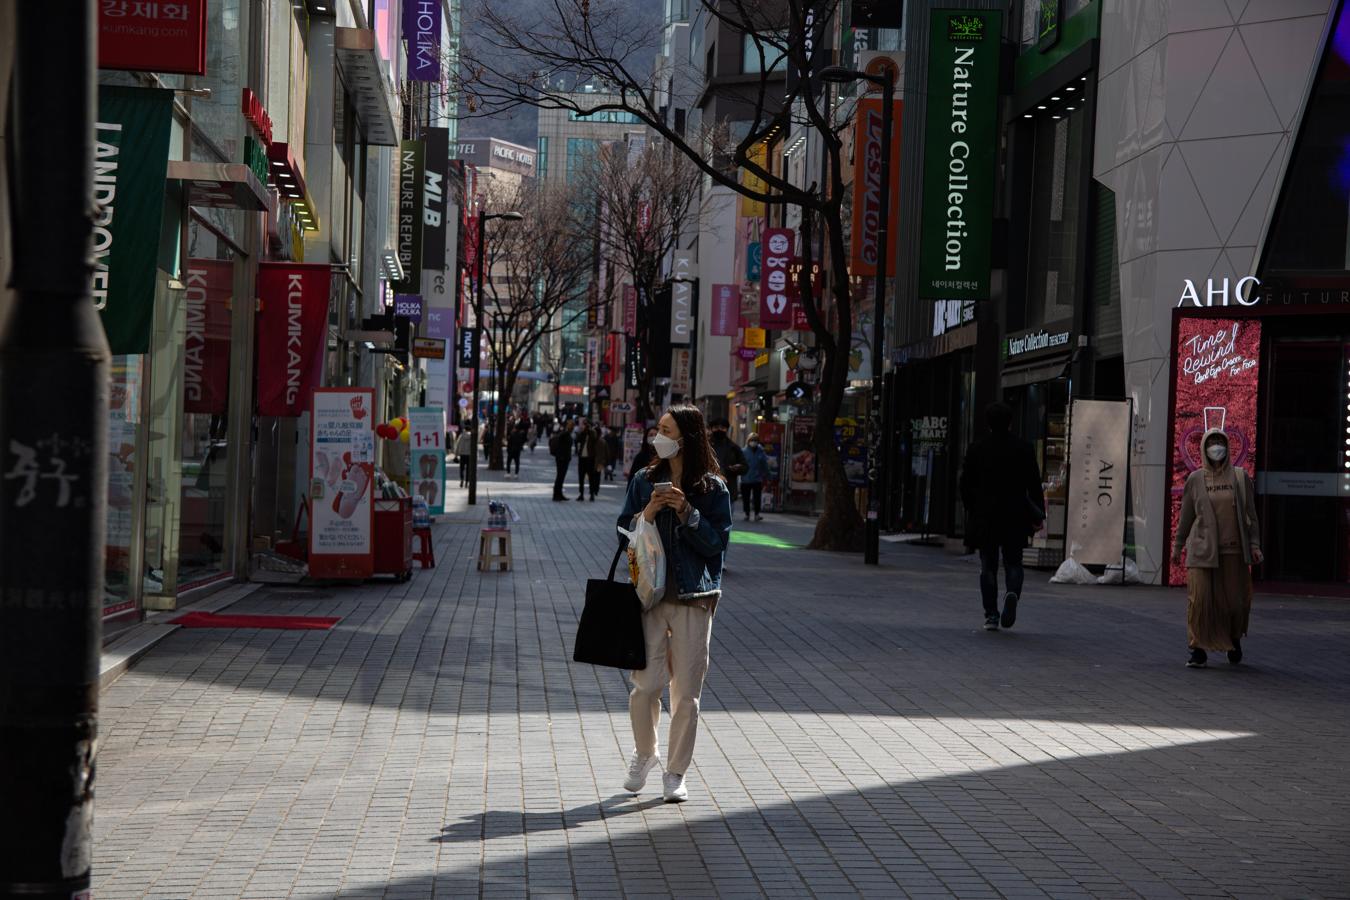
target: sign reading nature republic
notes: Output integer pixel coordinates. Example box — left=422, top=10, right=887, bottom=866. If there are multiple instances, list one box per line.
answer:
left=918, top=9, right=1001, bottom=301
left=1167, top=318, right=1261, bottom=586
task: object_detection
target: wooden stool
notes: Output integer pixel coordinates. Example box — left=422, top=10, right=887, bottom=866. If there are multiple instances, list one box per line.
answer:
left=477, top=528, right=512, bottom=572
left=413, top=526, right=435, bottom=568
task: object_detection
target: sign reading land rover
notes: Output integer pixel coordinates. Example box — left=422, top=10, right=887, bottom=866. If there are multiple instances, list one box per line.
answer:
left=917, top=9, right=1001, bottom=301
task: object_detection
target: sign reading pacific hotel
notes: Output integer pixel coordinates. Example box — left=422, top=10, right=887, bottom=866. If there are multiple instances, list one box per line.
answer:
left=917, top=9, right=1002, bottom=302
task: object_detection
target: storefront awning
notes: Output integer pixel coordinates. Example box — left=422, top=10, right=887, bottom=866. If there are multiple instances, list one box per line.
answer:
left=167, top=160, right=269, bottom=211
left=335, top=28, right=399, bottom=146
left=1002, top=355, right=1071, bottom=388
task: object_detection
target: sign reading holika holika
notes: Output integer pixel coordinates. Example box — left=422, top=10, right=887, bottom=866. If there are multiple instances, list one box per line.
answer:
left=93, top=86, right=174, bottom=355
left=1065, top=399, right=1131, bottom=566
left=917, top=9, right=1001, bottom=301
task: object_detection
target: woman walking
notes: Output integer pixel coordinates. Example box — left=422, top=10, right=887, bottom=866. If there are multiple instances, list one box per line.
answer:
left=1171, top=428, right=1263, bottom=668
left=616, top=405, right=732, bottom=803
left=740, top=433, right=770, bottom=522
left=453, top=422, right=474, bottom=488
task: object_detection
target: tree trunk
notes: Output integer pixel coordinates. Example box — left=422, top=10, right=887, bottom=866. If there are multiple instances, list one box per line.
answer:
left=489, top=356, right=510, bottom=470
left=807, top=211, right=866, bottom=552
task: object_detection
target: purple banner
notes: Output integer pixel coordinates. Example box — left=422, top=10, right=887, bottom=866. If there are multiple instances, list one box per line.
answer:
left=711, top=284, right=738, bottom=337
left=394, top=294, right=424, bottom=322
left=404, top=0, right=441, bottom=83
left=425, top=306, right=453, bottom=339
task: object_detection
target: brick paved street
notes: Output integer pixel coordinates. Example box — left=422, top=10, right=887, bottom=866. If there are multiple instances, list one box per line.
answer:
left=93, top=452, right=1350, bottom=899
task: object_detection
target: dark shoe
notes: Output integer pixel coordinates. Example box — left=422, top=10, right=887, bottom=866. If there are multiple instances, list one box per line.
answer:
left=755, top=515, right=764, bottom=522
left=1000, top=592, right=1019, bottom=629
left=575, top=495, right=585, bottom=501
left=1228, top=639, right=1242, bottom=665
left=1187, top=648, right=1208, bottom=668
left=589, top=495, right=596, bottom=502
left=983, top=614, right=1000, bottom=631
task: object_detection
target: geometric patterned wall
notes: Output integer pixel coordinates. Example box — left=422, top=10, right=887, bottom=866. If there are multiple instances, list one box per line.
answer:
left=1093, top=0, right=1335, bottom=583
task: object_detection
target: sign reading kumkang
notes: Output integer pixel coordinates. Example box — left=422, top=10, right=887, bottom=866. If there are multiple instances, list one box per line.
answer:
left=257, top=263, right=332, bottom=417
left=918, top=9, right=1001, bottom=301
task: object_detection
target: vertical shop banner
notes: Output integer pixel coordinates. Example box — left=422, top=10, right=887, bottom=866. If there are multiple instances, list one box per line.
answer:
left=622, top=284, right=637, bottom=336
left=463, top=212, right=480, bottom=293
left=760, top=228, right=796, bottom=329
left=458, top=327, right=479, bottom=371
left=98, top=0, right=207, bottom=75
left=403, top=0, right=442, bottom=82
left=309, top=388, right=376, bottom=579
left=1066, top=399, right=1131, bottom=565
left=670, top=251, right=695, bottom=345
left=671, top=349, right=692, bottom=396
left=257, top=263, right=332, bottom=417
left=739, top=144, right=768, bottom=218
left=421, top=127, right=449, bottom=269
left=851, top=96, right=903, bottom=276
left=711, top=284, right=739, bottom=336
left=626, top=337, right=641, bottom=390
left=407, top=406, right=446, bottom=515
left=791, top=300, right=811, bottom=332
left=394, top=140, right=425, bottom=292
left=94, top=86, right=173, bottom=355
left=1167, top=318, right=1261, bottom=585
left=587, top=336, right=600, bottom=387
left=917, top=9, right=1002, bottom=301
left=183, top=258, right=233, bottom=415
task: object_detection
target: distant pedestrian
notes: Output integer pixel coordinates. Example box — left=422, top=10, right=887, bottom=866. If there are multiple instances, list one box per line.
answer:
left=628, top=426, right=658, bottom=480
left=575, top=419, right=600, bottom=501
left=482, top=423, right=495, bottom=463
left=1171, top=428, right=1262, bottom=668
left=603, top=427, right=621, bottom=482
left=740, top=433, right=770, bottom=522
left=709, top=419, right=747, bottom=501
left=453, top=423, right=474, bottom=488
left=959, top=402, right=1045, bottom=632
left=506, top=425, right=527, bottom=477
left=617, top=404, right=731, bottom=803
left=549, top=422, right=572, bottom=501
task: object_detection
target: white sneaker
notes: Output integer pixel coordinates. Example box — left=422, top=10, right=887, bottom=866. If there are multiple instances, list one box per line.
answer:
left=623, top=752, right=660, bottom=793
left=662, top=771, right=688, bottom=803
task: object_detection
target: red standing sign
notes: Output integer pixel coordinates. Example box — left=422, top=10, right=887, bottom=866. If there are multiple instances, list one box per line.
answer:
left=760, top=227, right=795, bottom=330
left=98, top=0, right=208, bottom=76
left=257, top=263, right=332, bottom=418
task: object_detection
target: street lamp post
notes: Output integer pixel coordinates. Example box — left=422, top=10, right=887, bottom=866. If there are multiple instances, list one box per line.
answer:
left=468, top=209, right=523, bottom=505
left=819, top=65, right=895, bottom=566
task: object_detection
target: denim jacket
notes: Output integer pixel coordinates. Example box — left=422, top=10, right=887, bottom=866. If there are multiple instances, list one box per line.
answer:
left=617, top=468, right=731, bottom=600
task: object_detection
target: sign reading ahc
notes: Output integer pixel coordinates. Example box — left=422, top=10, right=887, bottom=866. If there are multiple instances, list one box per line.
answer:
left=917, top=9, right=1002, bottom=302
left=1176, top=276, right=1261, bottom=307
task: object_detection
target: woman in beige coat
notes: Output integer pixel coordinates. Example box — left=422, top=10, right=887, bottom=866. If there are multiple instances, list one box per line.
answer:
left=1171, top=428, right=1263, bottom=668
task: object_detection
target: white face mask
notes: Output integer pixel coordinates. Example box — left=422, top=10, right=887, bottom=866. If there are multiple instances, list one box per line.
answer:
left=1206, top=444, right=1227, bottom=462
left=652, top=433, right=681, bottom=459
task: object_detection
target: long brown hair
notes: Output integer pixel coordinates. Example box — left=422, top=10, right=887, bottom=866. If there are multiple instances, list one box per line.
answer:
left=645, top=404, right=723, bottom=495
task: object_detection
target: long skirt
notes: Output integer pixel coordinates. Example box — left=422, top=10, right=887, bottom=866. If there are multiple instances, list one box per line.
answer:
left=1186, top=554, right=1252, bottom=651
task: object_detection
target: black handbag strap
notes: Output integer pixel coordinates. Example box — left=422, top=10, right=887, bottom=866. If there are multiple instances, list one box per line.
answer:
left=607, top=544, right=624, bottom=582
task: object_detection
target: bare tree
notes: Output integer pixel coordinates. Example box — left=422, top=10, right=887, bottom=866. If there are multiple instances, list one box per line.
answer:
left=479, top=179, right=596, bottom=469
left=579, top=140, right=706, bottom=420
left=462, top=0, right=867, bottom=551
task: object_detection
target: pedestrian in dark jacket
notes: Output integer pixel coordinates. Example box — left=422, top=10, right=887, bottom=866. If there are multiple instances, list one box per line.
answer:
left=740, top=434, right=771, bottom=522
left=709, top=419, right=747, bottom=500
left=575, top=419, right=601, bottom=500
left=604, top=427, right=622, bottom=481
left=959, top=402, right=1045, bottom=632
left=628, top=426, right=658, bottom=480
left=549, top=423, right=572, bottom=501
left=506, top=426, right=527, bottom=476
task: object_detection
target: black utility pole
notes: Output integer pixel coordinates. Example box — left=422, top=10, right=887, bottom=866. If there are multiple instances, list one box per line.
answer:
left=1, top=5, right=108, bottom=898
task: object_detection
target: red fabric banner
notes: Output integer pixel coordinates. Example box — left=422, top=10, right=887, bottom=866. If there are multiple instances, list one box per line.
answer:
left=760, top=227, right=795, bottom=330
left=183, top=258, right=232, bottom=415
left=1167, top=317, right=1261, bottom=585
left=711, top=284, right=738, bottom=337
left=257, top=263, right=332, bottom=417
left=98, top=0, right=208, bottom=76
left=850, top=97, right=902, bottom=276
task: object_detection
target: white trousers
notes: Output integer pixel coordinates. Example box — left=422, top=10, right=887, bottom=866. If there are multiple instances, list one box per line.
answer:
left=629, top=601, right=714, bottom=775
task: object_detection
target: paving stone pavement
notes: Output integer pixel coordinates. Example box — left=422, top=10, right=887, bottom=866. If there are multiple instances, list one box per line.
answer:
left=92, top=451, right=1350, bottom=899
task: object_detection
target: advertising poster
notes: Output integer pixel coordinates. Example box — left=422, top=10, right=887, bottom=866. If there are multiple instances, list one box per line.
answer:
left=310, top=389, right=376, bottom=578
left=257, top=263, right=331, bottom=417
left=758, top=422, right=785, bottom=511
left=835, top=417, right=868, bottom=487
left=183, top=258, right=232, bottom=415
left=790, top=416, right=818, bottom=490
left=1167, top=318, right=1261, bottom=585
left=94, top=86, right=174, bottom=354
left=408, top=406, right=446, bottom=515
left=623, top=424, right=645, bottom=474
left=1066, top=399, right=1131, bottom=565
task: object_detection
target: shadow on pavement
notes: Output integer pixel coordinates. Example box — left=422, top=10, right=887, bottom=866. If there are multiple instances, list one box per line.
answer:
left=435, top=795, right=666, bottom=844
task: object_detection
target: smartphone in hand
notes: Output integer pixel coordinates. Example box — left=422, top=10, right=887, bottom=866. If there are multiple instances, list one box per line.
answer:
left=653, top=481, right=673, bottom=491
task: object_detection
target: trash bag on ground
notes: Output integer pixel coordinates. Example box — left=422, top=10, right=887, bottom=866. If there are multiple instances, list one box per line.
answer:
left=1096, top=559, right=1140, bottom=585
left=617, top=517, right=666, bottom=610
left=1050, top=547, right=1096, bottom=584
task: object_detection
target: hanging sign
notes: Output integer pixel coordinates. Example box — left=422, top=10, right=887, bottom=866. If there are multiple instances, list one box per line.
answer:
left=670, top=252, right=696, bottom=345
left=457, top=327, right=480, bottom=370
left=671, top=348, right=692, bottom=396
left=743, top=327, right=767, bottom=349
left=393, top=140, right=425, bottom=292
left=760, top=227, right=796, bottom=329
left=917, top=9, right=1002, bottom=301
left=394, top=294, right=424, bottom=321
left=412, top=337, right=446, bottom=359
left=622, top=284, right=638, bottom=336
left=257, top=262, right=331, bottom=417
left=1167, top=318, right=1261, bottom=585
left=407, top=406, right=446, bottom=515
left=420, top=127, right=449, bottom=269
left=93, top=86, right=174, bottom=355
left=711, top=284, right=739, bottom=336
left=1066, top=399, right=1131, bottom=565
left=851, top=96, right=903, bottom=276
left=626, top=337, right=641, bottom=390
left=403, top=0, right=442, bottom=82
left=309, top=388, right=376, bottom=579
left=183, top=258, right=232, bottom=415
left=98, top=0, right=208, bottom=76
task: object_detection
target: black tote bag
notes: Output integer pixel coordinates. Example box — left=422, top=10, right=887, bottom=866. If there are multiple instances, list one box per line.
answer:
left=573, top=545, right=647, bottom=670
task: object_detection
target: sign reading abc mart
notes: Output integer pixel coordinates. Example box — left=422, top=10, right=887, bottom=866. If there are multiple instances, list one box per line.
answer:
left=759, top=228, right=796, bottom=330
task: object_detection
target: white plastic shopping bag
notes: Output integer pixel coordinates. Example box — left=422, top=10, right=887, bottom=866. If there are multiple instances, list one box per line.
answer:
left=1050, top=543, right=1097, bottom=584
left=617, top=517, right=666, bottom=610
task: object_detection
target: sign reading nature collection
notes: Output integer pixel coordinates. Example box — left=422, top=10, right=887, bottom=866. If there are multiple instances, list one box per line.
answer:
left=918, top=9, right=1001, bottom=301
